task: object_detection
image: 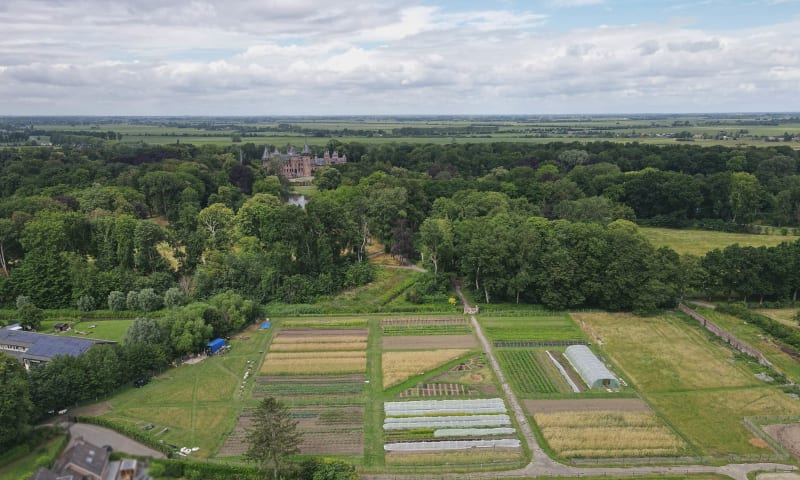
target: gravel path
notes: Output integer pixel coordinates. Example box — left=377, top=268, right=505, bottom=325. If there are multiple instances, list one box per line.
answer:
left=68, top=423, right=166, bottom=458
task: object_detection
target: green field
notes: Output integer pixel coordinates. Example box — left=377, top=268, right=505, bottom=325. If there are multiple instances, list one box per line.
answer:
left=755, top=308, right=799, bottom=329
left=41, top=319, right=132, bottom=343
left=639, top=227, right=795, bottom=256
left=28, top=115, right=800, bottom=148
left=496, top=349, right=564, bottom=395
left=99, top=327, right=272, bottom=457
left=572, top=311, right=800, bottom=456
left=480, top=314, right=585, bottom=342
left=693, top=306, right=800, bottom=383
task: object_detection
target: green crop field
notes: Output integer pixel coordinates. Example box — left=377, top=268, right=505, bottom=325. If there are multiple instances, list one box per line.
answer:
left=496, top=349, right=560, bottom=394
left=573, top=311, right=800, bottom=456
left=479, top=314, right=585, bottom=342
left=639, top=227, right=795, bottom=256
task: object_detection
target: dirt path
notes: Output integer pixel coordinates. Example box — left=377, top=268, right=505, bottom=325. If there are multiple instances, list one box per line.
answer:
left=360, top=287, right=798, bottom=480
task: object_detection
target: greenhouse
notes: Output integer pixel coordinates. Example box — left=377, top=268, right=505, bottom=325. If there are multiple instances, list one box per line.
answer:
left=563, top=345, right=620, bottom=389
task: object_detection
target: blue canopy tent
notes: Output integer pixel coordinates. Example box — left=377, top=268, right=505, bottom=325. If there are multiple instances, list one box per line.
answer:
left=206, top=338, right=226, bottom=355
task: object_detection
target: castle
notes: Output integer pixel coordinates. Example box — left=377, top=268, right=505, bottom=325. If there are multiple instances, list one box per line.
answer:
left=262, top=143, right=347, bottom=179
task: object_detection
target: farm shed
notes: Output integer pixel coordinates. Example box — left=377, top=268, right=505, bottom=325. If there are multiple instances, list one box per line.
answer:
left=563, top=345, right=619, bottom=389
left=206, top=338, right=226, bottom=355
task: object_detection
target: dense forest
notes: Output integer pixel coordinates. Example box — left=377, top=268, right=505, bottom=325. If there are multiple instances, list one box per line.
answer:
left=0, top=140, right=799, bottom=314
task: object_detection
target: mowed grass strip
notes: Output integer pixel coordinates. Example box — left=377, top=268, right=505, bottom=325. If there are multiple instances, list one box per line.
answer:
left=480, top=315, right=584, bottom=342
left=534, top=411, right=686, bottom=458
left=755, top=308, right=799, bottom=329
left=639, top=227, right=792, bottom=256
left=382, top=349, right=471, bottom=388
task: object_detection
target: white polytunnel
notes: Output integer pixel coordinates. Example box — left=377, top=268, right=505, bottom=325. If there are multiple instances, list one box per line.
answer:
left=563, top=345, right=620, bottom=389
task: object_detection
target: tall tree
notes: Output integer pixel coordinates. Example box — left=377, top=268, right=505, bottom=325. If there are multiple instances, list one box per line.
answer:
left=246, top=397, right=301, bottom=480
left=0, top=353, right=33, bottom=450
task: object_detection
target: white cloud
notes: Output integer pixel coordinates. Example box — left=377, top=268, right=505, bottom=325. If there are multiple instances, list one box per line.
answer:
left=0, top=1, right=798, bottom=114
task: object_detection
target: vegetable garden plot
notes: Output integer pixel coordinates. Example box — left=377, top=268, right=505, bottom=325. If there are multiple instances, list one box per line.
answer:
left=383, top=334, right=478, bottom=350
left=253, top=374, right=366, bottom=397
left=381, top=317, right=469, bottom=327
left=496, top=349, right=560, bottom=394
left=382, top=397, right=520, bottom=452
left=384, top=398, right=507, bottom=416
left=382, top=349, right=472, bottom=387
left=398, top=383, right=479, bottom=398
left=381, top=317, right=471, bottom=336
left=533, top=411, right=687, bottom=458
left=480, top=315, right=585, bottom=342
left=293, top=405, right=365, bottom=455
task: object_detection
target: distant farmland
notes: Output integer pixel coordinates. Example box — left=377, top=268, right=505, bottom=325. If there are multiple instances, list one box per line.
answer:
left=639, top=227, right=795, bottom=256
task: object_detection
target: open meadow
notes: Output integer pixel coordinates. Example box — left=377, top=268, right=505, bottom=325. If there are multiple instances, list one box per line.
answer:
left=41, top=319, right=132, bottom=343
left=99, top=325, right=272, bottom=458
left=691, top=306, right=800, bottom=383
left=639, top=227, right=795, bottom=256
left=572, top=311, right=800, bottom=456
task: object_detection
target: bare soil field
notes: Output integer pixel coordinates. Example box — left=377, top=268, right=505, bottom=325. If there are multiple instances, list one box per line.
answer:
left=763, top=423, right=800, bottom=459
left=383, top=334, right=478, bottom=350
left=524, top=398, right=651, bottom=414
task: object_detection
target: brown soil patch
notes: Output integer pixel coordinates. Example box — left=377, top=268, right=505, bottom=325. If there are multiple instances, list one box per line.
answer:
left=549, top=350, right=585, bottom=392
left=276, top=328, right=368, bottom=338
left=524, top=398, right=651, bottom=414
left=750, top=437, right=770, bottom=448
left=383, top=334, right=477, bottom=350
left=763, top=423, right=800, bottom=458
left=70, top=401, right=112, bottom=417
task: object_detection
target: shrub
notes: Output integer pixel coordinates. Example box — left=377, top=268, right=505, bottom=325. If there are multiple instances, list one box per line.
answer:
left=137, top=288, right=163, bottom=312
left=126, top=291, right=139, bottom=311
left=16, top=295, right=31, bottom=309
left=163, top=287, right=185, bottom=309
left=76, top=295, right=95, bottom=312
left=108, top=291, right=126, bottom=311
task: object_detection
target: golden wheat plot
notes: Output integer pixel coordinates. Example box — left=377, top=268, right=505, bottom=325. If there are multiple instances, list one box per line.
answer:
left=533, top=411, right=686, bottom=458
left=260, top=352, right=367, bottom=375
left=382, top=349, right=471, bottom=388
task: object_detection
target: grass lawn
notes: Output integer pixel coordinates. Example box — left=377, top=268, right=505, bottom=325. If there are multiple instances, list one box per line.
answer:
left=572, top=311, right=800, bottom=456
left=98, top=326, right=272, bottom=457
left=41, top=319, right=132, bottom=343
left=755, top=308, right=799, bottom=329
left=0, top=435, right=65, bottom=480
left=692, top=306, right=800, bottom=383
left=639, top=227, right=794, bottom=256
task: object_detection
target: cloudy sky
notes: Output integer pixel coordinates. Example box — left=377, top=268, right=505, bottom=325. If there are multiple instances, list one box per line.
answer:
left=1, top=0, right=799, bottom=115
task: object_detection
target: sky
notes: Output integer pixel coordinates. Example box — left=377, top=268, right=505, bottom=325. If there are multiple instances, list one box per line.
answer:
left=0, top=0, right=799, bottom=115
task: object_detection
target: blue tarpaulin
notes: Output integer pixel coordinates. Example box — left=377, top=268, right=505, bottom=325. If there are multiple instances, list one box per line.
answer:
left=260, top=321, right=271, bottom=329
left=206, top=338, right=226, bottom=354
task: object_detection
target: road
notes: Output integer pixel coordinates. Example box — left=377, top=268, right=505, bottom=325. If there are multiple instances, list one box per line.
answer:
left=68, top=423, right=166, bottom=458
left=361, top=288, right=797, bottom=480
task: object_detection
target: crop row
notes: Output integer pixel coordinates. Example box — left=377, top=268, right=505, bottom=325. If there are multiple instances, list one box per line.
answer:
left=384, top=414, right=511, bottom=430
left=382, top=324, right=471, bottom=336
left=496, top=349, right=558, bottom=394
left=384, top=398, right=506, bottom=416
left=254, top=382, right=364, bottom=396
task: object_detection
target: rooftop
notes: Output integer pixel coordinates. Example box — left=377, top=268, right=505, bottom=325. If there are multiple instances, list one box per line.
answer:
left=0, top=327, right=113, bottom=360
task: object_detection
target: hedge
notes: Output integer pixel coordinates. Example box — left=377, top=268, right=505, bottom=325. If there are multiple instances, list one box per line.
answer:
left=75, top=416, right=173, bottom=456
left=716, top=303, right=800, bottom=352
left=150, top=458, right=259, bottom=480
